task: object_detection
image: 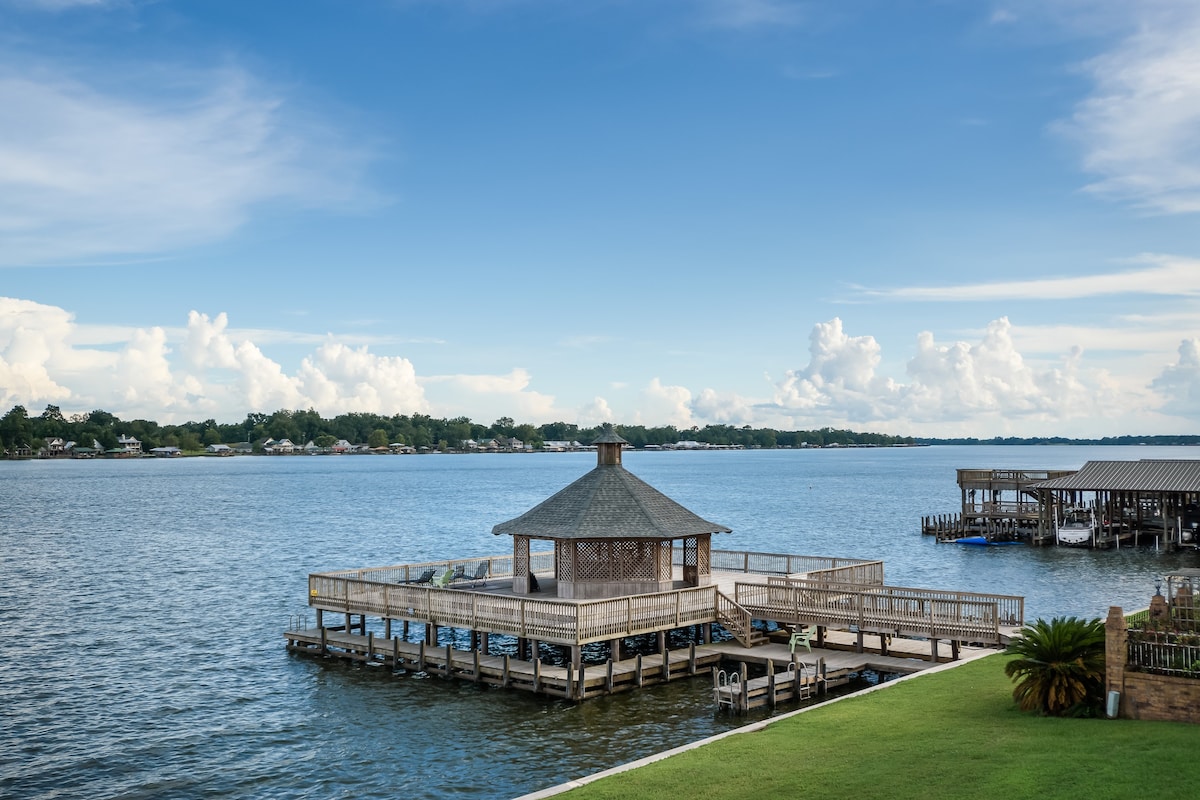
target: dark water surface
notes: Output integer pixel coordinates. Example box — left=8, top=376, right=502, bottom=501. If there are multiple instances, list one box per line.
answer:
left=2, top=446, right=1196, bottom=799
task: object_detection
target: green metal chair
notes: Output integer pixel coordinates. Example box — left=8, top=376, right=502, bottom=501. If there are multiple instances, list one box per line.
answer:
left=433, top=568, right=456, bottom=588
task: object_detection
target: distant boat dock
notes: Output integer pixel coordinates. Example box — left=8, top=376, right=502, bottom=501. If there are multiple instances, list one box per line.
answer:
left=922, top=461, right=1200, bottom=548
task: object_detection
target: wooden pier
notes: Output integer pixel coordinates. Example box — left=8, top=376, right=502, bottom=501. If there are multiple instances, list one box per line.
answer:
left=292, top=437, right=1023, bottom=711
left=287, top=548, right=1021, bottom=708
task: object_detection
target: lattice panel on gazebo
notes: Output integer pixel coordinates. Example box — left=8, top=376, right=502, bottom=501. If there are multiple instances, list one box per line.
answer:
left=698, top=538, right=711, bottom=573
left=575, top=540, right=611, bottom=581
left=656, top=540, right=673, bottom=580
left=514, top=536, right=529, bottom=576
left=556, top=544, right=574, bottom=582
left=618, top=540, right=658, bottom=580
left=682, top=537, right=697, bottom=567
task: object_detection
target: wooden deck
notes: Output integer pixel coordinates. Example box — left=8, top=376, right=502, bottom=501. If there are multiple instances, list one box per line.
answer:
left=293, top=549, right=1021, bottom=704
left=307, top=562, right=1019, bottom=649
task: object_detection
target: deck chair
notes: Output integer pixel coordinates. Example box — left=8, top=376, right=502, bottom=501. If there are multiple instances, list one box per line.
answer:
left=463, top=563, right=488, bottom=587
left=408, top=568, right=436, bottom=585
left=433, top=569, right=457, bottom=589
left=789, top=625, right=814, bottom=654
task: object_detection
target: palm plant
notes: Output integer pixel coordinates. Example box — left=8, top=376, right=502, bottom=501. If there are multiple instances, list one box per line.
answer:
left=1004, top=616, right=1106, bottom=716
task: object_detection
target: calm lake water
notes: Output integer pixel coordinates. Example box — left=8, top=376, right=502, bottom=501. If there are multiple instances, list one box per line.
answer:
left=2, top=445, right=1197, bottom=799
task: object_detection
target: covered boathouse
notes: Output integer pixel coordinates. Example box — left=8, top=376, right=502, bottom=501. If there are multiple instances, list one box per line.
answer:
left=288, top=427, right=1024, bottom=702
left=1030, top=459, right=1200, bottom=548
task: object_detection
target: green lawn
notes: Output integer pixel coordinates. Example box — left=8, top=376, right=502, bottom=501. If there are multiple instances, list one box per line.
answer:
left=559, top=656, right=1200, bottom=800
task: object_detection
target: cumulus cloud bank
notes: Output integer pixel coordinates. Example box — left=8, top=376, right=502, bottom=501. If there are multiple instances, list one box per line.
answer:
left=0, top=300, right=430, bottom=421
left=764, top=317, right=1180, bottom=435
left=3, top=299, right=1197, bottom=435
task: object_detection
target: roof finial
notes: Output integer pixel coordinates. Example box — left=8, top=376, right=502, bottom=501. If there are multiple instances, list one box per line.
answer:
left=593, top=423, right=628, bottom=466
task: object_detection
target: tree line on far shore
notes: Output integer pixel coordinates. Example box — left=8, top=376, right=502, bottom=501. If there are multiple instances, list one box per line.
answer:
left=0, top=404, right=916, bottom=454
left=5, top=403, right=1197, bottom=455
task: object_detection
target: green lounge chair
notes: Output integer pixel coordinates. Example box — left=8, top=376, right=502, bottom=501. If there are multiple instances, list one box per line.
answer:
left=789, top=625, right=814, bottom=654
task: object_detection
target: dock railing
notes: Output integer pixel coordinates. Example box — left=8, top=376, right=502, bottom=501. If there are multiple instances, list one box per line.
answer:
left=682, top=548, right=882, bottom=582
left=315, top=551, right=557, bottom=585
left=736, top=579, right=1013, bottom=644
left=308, top=572, right=720, bottom=647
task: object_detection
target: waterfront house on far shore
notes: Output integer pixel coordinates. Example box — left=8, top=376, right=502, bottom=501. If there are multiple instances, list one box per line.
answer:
left=117, top=434, right=141, bottom=454
left=206, top=443, right=233, bottom=455
left=262, top=438, right=296, bottom=454
left=149, top=446, right=182, bottom=457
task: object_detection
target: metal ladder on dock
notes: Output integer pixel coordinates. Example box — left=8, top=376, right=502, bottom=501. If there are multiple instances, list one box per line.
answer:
left=713, top=668, right=741, bottom=711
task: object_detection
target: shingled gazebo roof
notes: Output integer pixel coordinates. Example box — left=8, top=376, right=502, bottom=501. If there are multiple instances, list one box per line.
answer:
left=491, top=428, right=731, bottom=541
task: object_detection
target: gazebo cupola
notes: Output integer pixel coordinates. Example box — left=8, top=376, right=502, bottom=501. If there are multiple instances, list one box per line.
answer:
left=492, top=425, right=732, bottom=599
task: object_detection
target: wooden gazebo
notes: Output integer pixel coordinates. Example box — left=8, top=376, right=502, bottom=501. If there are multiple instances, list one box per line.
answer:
left=492, top=427, right=732, bottom=599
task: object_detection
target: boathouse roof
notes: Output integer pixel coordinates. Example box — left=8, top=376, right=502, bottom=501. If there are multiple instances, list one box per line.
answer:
left=1030, top=460, right=1200, bottom=493
left=491, top=426, right=731, bottom=541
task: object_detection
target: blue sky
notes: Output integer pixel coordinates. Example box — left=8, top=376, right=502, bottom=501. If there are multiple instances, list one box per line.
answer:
left=1, top=0, right=1198, bottom=437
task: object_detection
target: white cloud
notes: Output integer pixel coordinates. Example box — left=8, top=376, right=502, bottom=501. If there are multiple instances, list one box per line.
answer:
left=1056, top=3, right=1200, bottom=214
left=773, top=318, right=898, bottom=422
left=1151, top=338, right=1200, bottom=418
left=692, top=388, right=756, bottom=425
left=0, top=298, right=432, bottom=422
left=767, top=317, right=1167, bottom=435
left=866, top=253, right=1200, bottom=301
left=638, top=378, right=695, bottom=428
left=421, top=368, right=563, bottom=423
left=578, top=396, right=615, bottom=427
left=0, top=58, right=377, bottom=266
left=0, top=297, right=74, bottom=408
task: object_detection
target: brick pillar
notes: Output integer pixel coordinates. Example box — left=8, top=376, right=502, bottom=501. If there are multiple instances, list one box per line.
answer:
left=1105, top=605, right=1127, bottom=717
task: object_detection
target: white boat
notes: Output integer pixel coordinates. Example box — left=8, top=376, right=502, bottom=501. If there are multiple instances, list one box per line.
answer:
left=1056, top=507, right=1095, bottom=547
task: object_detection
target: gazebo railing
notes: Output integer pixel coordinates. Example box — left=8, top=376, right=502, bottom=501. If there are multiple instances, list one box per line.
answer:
left=307, top=571, right=719, bottom=646
left=676, top=548, right=880, bottom=580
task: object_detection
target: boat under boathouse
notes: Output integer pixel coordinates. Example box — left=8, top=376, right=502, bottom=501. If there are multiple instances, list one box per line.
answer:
left=288, top=427, right=1025, bottom=702
left=491, top=428, right=730, bottom=599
